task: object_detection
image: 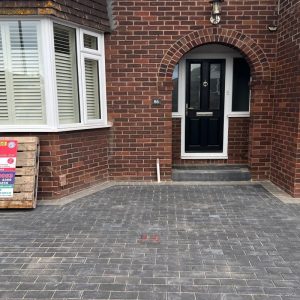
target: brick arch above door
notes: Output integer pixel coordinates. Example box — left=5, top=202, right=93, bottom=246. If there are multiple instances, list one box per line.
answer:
left=158, top=28, right=271, bottom=91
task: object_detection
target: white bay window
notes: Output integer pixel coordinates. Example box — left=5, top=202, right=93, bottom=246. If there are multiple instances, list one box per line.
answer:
left=0, top=19, right=108, bottom=132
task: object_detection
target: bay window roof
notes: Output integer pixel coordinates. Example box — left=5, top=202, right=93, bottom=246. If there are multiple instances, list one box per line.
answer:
left=0, top=0, right=111, bottom=33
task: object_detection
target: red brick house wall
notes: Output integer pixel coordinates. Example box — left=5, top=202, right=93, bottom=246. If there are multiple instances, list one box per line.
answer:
left=1, top=0, right=300, bottom=199
left=172, top=118, right=250, bottom=166
left=2, top=130, right=111, bottom=199
left=38, top=130, right=110, bottom=199
left=271, top=0, right=300, bottom=197
left=105, top=0, right=277, bottom=181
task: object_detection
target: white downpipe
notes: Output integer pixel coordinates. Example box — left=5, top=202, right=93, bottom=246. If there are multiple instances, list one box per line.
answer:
left=156, top=158, right=161, bottom=183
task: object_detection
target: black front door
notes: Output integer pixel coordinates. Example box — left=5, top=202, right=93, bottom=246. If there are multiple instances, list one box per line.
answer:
left=185, top=59, right=225, bottom=152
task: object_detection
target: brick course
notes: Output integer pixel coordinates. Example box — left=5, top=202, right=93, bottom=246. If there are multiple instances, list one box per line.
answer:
left=271, top=0, right=300, bottom=197
left=172, top=118, right=250, bottom=166
left=39, top=129, right=110, bottom=199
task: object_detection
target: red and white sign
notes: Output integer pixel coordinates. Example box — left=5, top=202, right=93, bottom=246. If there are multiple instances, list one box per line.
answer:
left=0, top=140, right=18, bottom=157
left=0, top=157, right=17, bottom=171
left=0, top=140, right=18, bottom=198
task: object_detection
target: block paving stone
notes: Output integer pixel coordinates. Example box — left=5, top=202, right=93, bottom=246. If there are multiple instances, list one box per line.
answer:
left=0, top=184, right=300, bottom=299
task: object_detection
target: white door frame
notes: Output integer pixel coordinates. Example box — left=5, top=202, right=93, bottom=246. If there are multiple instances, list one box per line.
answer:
left=174, top=48, right=246, bottom=160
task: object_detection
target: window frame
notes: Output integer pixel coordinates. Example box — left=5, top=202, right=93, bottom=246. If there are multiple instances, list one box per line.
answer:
left=81, top=53, right=103, bottom=124
left=0, top=19, right=50, bottom=130
left=172, top=61, right=184, bottom=118
left=53, top=23, right=81, bottom=127
left=229, top=57, right=251, bottom=117
left=80, top=29, right=101, bottom=54
left=171, top=55, right=250, bottom=120
left=0, top=17, right=110, bottom=132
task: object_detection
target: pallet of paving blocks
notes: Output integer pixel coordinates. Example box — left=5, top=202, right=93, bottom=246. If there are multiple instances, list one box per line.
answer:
left=0, top=137, right=40, bottom=209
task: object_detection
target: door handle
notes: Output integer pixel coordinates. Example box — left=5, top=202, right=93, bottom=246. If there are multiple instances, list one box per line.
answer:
left=196, top=112, right=213, bottom=116
left=186, top=107, right=194, bottom=116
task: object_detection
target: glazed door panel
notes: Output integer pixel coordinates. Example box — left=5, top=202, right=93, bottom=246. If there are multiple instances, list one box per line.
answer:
left=185, top=59, right=225, bottom=152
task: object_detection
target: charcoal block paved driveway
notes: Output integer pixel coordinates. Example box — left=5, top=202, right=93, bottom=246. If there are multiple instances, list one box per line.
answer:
left=0, top=184, right=300, bottom=300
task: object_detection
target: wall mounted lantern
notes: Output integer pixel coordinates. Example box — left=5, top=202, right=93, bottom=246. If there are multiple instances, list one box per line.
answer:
left=210, top=0, right=223, bottom=25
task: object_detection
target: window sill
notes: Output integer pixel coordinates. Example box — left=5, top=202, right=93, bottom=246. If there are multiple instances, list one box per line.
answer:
left=181, top=153, right=228, bottom=159
left=0, top=122, right=113, bottom=133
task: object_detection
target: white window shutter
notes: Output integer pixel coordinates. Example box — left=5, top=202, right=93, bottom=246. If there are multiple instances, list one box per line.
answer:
left=8, top=22, right=45, bottom=124
left=54, top=25, right=80, bottom=124
left=84, top=58, right=101, bottom=120
left=0, top=26, right=9, bottom=123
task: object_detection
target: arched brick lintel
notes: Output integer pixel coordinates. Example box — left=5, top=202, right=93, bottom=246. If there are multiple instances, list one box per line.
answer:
left=158, top=28, right=271, bottom=85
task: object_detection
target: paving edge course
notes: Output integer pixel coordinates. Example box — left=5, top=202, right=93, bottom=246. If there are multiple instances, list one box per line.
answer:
left=38, top=180, right=300, bottom=207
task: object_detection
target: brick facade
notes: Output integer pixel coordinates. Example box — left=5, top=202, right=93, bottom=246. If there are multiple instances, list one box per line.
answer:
left=105, top=0, right=277, bottom=183
left=271, top=0, right=300, bottom=197
left=0, top=0, right=110, bottom=32
left=38, top=129, right=111, bottom=199
left=172, top=118, right=250, bottom=166
left=2, top=129, right=111, bottom=199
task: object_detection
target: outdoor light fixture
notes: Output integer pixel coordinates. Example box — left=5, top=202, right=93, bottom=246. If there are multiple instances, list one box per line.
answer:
left=210, top=0, right=223, bottom=25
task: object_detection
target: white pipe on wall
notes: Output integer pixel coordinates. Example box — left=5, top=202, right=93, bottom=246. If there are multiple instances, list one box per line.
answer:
left=156, top=158, right=161, bottom=183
